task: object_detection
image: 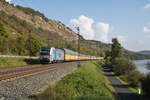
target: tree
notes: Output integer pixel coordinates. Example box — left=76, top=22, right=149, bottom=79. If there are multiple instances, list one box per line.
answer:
left=100, top=51, right=105, bottom=57
left=25, top=37, right=42, bottom=56
left=111, top=38, right=122, bottom=59
left=110, top=38, right=143, bottom=87
left=0, top=21, right=9, bottom=54
left=112, top=57, right=136, bottom=75
left=16, top=36, right=27, bottom=55
left=126, top=70, right=144, bottom=87
left=141, top=73, right=150, bottom=97
left=110, top=38, right=123, bottom=69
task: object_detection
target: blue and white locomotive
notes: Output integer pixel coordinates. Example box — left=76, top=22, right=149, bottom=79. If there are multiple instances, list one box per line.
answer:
left=39, top=47, right=64, bottom=63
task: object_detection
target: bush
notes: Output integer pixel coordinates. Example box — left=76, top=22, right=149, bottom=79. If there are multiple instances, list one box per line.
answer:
left=0, top=58, right=39, bottom=68
left=141, top=73, right=150, bottom=97
left=125, top=70, right=144, bottom=87
left=25, top=37, right=42, bottom=56
left=112, top=57, right=136, bottom=75
left=105, top=56, right=111, bottom=68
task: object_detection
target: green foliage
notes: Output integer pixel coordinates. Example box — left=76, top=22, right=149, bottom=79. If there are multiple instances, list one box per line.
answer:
left=110, top=38, right=136, bottom=76
left=36, top=61, right=114, bottom=100
left=34, top=87, right=65, bottom=100
left=105, top=56, right=112, bottom=68
left=100, top=51, right=106, bottom=57
left=105, top=50, right=112, bottom=68
left=109, top=38, right=144, bottom=88
left=16, top=36, right=27, bottom=55
left=25, top=37, right=42, bottom=56
left=0, top=58, right=39, bottom=68
left=0, top=39, right=9, bottom=54
left=0, top=12, right=102, bottom=56
left=0, top=15, right=42, bottom=56
left=112, top=57, right=136, bottom=75
left=55, top=62, right=113, bottom=100
left=111, top=38, right=122, bottom=59
left=110, top=38, right=124, bottom=71
left=0, top=21, right=9, bottom=38
left=0, top=12, right=44, bottom=56
left=141, top=73, right=150, bottom=97
left=7, top=37, right=30, bottom=56
left=0, top=21, right=9, bottom=54
left=125, top=70, right=144, bottom=87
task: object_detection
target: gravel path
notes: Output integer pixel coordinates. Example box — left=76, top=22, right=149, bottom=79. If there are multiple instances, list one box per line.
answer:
left=0, top=62, right=85, bottom=100
left=103, top=66, right=139, bottom=100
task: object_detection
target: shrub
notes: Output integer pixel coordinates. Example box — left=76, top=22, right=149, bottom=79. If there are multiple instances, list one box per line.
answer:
left=112, top=57, right=136, bottom=75
left=141, top=73, right=150, bottom=97
left=105, top=56, right=111, bottom=68
left=25, top=37, right=42, bottom=56
left=125, top=70, right=144, bottom=87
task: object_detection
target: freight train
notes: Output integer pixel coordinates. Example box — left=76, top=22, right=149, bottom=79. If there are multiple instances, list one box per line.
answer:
left=39, top=47, right=102, bottom=63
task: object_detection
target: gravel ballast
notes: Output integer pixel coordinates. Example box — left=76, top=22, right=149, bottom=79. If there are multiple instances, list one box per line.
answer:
left=0, top=62, right=85, bottom=100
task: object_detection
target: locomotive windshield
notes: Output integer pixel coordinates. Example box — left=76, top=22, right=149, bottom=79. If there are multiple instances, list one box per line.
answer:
left=40, top=52, right=49, bottom=56
left=40, top=47, right=50, bottom=52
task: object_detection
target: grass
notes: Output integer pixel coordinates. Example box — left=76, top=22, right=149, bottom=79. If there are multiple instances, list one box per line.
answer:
left=32, top=61, right=115, bottom=100
left=0, top=57, right=39, bottom=68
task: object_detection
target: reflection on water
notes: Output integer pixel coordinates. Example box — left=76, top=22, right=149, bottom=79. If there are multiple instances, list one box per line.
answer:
left=134, top=59, right=150, bottom=74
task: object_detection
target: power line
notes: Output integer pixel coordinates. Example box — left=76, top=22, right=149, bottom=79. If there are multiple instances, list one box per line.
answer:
left=75, top=27, right=81, bottom=67
left=28, top=30, right=32, bottom=57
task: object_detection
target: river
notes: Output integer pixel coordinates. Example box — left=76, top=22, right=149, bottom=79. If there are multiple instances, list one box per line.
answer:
left=134, top=59, right=150, bottom=74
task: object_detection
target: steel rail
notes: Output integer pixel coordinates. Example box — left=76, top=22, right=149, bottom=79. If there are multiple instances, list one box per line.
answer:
left=0, top=61, right=82, bottom=83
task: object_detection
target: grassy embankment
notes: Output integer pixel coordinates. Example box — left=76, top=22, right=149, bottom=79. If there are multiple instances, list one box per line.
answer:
left=0, top=57, right=39, bottom=68
left=31, top=61, right=117, bottom=100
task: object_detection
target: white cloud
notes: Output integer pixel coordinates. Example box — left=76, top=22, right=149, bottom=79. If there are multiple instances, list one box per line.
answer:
left=69, top=15, right=111, bottom=42
left=146, top=35, right=150, bottom=38
left=138, top=40, right=144, bottom=45
left=144, top=3, right=150, bottom=8
left=95, top=22, right=110, bottom=42
left=144, top=26, right=150, bottom=32
left=70, top=15, right=94, bottom=40
left=117, top=35, right=127, bottom=43
left=5, top=0, right=11, bottom=3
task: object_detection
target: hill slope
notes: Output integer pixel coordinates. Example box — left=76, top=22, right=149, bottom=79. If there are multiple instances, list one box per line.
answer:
left=139, top=50, right=150, bottom=55
left=0, top=0, right=150, bottom=59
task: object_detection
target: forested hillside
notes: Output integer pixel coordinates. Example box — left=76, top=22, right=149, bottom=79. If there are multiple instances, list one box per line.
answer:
left=0, top=0, right=109, bottom=56
left=0, top=0, right=150, bottom=59
left=139, top=50, right=150, bottom=55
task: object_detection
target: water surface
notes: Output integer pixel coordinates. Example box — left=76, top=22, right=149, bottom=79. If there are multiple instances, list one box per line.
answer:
left=134, top=59, right=150, bottom=74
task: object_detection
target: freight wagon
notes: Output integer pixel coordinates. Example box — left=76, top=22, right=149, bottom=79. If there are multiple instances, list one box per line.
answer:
left=39, top=46, right=101, bottom=63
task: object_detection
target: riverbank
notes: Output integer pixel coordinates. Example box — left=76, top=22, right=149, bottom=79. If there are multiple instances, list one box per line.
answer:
left=32, top=61, right=115, bottom=100
left=0, top=57, right=39, bottom=68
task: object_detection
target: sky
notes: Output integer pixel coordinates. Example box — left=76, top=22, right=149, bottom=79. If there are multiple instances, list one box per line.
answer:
left=6, top=0, right=150, bottom=51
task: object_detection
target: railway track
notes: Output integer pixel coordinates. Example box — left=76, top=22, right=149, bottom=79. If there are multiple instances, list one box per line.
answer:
left=0, top=62, right=81, bottom=83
